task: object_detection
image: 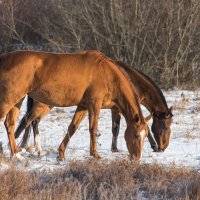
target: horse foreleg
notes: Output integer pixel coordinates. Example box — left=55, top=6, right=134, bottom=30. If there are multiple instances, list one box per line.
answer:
left=58, top=106, right=87, bottom=161
left=4, top=100, right=23, bottom=156
left=111, top=108, right=121, bottom=152
left=88, top=101, right=101, bottom=159
left=147, top=126, right=158, bottom=152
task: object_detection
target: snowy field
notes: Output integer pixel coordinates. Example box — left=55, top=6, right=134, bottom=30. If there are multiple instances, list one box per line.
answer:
left=0, top=89, right=200, bottom=172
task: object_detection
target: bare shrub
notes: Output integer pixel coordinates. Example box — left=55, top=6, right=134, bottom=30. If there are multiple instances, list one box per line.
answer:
left=0, top=168, right=34, bottom=200
left=0, top=0, right=200, bottom=88
left=0, top=160, right=199, bottom=199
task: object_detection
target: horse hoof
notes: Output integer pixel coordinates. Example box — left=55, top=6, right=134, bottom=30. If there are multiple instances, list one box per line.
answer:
left=26, top=146, right=33, bottom=154
left=37, top=150, right=45, bottom=157
left=95, top=154, right=101, bottom=160
left=57, top=155, right=64, bottom=162
left=57, top=150, right=65, bottom=162
left=12, top=152, right=25, bottom=161
left=111, top=148, right=119, bottom=153
left=153, top=149, right=163, bottom=152
left=16, top=147, right=23, bottom=153
left=91, top=152, right=101, bottom=159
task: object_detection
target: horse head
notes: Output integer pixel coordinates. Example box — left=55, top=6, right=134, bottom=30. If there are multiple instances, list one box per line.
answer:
left=152, top=106, right=173, bottom=152
left=124, top=114, right=151, bottom=160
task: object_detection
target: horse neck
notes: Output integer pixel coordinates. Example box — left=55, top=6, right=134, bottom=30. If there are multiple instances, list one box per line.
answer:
left=132, top=71, right=168, bottom=113
left=105, top=59, right=145, bottom=124
left=117, top=62, right=168, bottom=113
left=115, top=81, right=144, bottom=124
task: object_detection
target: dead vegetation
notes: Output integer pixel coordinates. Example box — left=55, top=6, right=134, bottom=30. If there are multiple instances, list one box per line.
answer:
left=0, top=159, right=199, bottom=200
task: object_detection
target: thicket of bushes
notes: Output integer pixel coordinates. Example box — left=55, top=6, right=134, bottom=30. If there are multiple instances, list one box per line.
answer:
left=0, top=0, right=199, bottom=88
left=0, top=159, right=200, bottom=200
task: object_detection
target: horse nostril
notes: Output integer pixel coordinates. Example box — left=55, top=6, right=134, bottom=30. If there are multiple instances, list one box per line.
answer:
left=152, top=144, right=159, bottom=152
left=156, top=147, right=164, bottom=152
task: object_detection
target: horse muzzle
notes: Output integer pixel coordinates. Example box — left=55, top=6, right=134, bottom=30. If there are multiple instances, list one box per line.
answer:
left=154, top=147, right=164, bottom=152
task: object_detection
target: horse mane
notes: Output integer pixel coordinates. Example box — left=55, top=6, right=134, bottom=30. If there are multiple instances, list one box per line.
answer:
left=96, top=54, right=141, bottom=105
left=114, top=62, right=139, bottom=98
left=94, top=53, right=143, bottom=118
left=104, top=57, right=144, bottom=118
left=115, top=60, right=169, bottom=110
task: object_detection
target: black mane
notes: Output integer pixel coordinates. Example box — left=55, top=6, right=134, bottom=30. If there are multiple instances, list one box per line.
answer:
left=115, top=60, right=169, bottom=110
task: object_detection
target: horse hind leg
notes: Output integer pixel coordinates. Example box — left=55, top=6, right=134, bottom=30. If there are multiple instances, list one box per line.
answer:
left=26, top=105, right=50, bottom=155
left=32, top=118, right=42, bottom=155
left=57, top=106, right=87, bottom=161
left=19, top=119, right=41, bottom=154
left=4, top=100, right=24, bottom=156
left=18, top=126, right=31, bottom=149
left=111, top=108, right=121, bottom=152
left=15, top=102, right=50, bottom=155
left=16, top=96, right=34, bottom=149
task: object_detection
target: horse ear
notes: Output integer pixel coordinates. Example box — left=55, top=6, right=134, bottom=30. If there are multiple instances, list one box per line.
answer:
left=166, top=106, right=173, bottom=118
left=169, top=106, right=173, bottom=114
left=145, top=114, right=152, bottom=122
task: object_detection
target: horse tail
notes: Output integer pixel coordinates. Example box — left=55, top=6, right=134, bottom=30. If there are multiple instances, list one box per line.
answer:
left=15, top=96, right=34, bottom=138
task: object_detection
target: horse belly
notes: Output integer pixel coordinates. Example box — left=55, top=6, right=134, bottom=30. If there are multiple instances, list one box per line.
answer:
left=28, top=84, right=86, bottom=107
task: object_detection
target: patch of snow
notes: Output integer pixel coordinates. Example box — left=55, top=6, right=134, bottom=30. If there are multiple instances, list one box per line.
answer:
left=0, top=89, right=199, bottom=171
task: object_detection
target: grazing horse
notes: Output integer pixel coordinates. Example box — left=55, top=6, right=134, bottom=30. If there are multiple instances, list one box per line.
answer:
left=112, top=61, right=173, bottom=152
left=15, top=60, right=173, bottom=160
left=0, top=50, right=149, bottom=160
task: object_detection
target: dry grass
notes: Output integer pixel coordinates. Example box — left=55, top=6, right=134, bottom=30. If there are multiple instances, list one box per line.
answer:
left=0, top=159, right=199, bottom=200
left=173, top=93, right=190, bottom=113
left=182, top=127, right=200, bottom=140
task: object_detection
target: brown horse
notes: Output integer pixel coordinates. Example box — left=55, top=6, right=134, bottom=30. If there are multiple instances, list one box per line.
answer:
left=113, top=61, right=173, bottom=152
left=0, top=50, right=149, bottom=160
left=15, top=60, right=173, bottom=160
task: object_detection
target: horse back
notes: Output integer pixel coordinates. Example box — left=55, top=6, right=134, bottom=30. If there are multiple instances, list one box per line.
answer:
left=26, top=50, right=111, bottom=107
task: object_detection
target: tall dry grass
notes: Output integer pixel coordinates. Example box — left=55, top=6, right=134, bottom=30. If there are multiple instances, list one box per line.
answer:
left=0, top=159, right=199, bottom=200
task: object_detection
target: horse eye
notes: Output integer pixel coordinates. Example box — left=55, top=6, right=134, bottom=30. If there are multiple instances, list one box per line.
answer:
left=135, top=133, right=140, bottom=138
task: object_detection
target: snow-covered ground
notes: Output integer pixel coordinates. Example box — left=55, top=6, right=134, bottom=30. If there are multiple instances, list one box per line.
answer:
left=0, top=89, right=200, bottom=171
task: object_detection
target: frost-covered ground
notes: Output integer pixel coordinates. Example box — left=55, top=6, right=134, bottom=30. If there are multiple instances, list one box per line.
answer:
left=0, top=89, right=200, bottom=171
